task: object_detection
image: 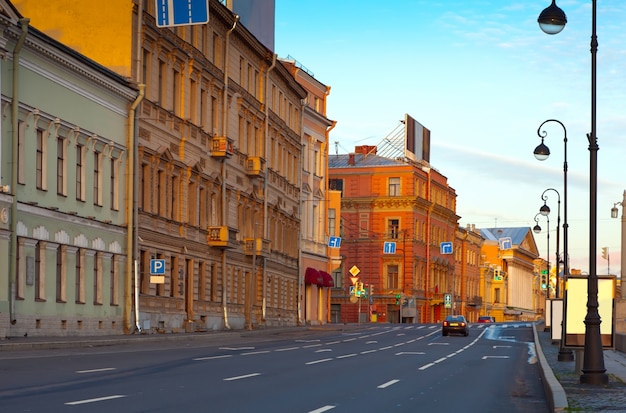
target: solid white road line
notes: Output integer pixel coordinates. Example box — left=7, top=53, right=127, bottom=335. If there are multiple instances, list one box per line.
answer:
left=378, top=379, right=400, bottom=389
left=65, top=395, right=126, bottom=405
left=76, top=367, right=116, bottom=374
left=308, top=405, right=336, bottom=413
left=223, top=373, right=261, bottom=381
left=193, top=354, right=232, bottom=361
left=306, top=358, right=333, bottom=365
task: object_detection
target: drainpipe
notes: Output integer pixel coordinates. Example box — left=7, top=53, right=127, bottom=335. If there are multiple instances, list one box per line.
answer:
left=129, top=0, right=145, bottom=335
left=324, top=116, right=337, bottom=323
left=262, top=53, right=276, bottom=322
left=126, top=85, right=145, bottom=334
left=221, top=14, right=238, bottom=330
left=8, top=18, right=30, bottom=325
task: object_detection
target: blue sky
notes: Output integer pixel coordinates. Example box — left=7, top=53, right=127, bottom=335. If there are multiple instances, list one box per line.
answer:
left=274, top=1, right=625, bottom=277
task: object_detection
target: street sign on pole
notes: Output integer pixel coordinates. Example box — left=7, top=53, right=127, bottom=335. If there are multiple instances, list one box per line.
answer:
left=328, top=236, right=341, bottom=248
left=440, top=242, right=453, bottom=254
left=383, top=242, right=396, bottom=254
left=155, top=0, right=209, bottom=28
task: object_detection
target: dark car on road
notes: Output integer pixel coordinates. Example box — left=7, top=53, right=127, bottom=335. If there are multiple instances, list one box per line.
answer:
left=477, top=316, right=496, bottom=323
left=442, top=315, right=469, bottom=336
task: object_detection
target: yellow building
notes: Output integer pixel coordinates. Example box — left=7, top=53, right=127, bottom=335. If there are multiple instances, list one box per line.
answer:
left=479, top=227, right=541, bottom=321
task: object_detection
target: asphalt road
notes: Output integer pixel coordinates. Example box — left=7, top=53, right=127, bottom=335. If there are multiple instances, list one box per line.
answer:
left=0, top=323, right=549, bottom=413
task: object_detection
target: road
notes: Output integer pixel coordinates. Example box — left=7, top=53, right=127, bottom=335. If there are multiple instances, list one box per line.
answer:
left=0, top=323, right=549, bottom=412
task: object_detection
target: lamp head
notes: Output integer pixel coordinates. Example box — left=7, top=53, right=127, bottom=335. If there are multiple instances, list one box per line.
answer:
left=534, top=141, right=550, bottom=161
left=533, top=224, right=542, bottom=234
left=538, top=0, right=567, bottom=35
left=611, top=206, right=619, bottom=218
left=540, top=203, right=550, bottom=216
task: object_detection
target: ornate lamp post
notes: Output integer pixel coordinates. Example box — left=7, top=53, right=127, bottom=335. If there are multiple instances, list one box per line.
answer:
left=535, top=119, right=569, bottom=289
left=538, top=0, right=608, bottom=384
left=538, top=188, right=560, bottom=298
left=533, top=213, right=550, bottom=298
left=611, top=190, right=626, bottom=299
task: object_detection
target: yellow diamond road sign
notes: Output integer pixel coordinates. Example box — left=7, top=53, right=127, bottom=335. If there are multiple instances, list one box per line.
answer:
left=349, top=265, right=360, bottom=277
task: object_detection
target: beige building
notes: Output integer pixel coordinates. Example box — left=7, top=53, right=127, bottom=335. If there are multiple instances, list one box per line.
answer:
left=281, top=58, right=336, bottom=325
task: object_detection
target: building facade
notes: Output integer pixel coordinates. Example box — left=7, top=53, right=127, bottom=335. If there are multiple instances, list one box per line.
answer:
left=328, top=145, right=464, bottom=324
left=480, top=227, right=541, bottom=321
left=281, top=58, right=336, bottom=325
left=0, top=2, right=138, bottom=337
left=12, top=0, right=334, bottom=334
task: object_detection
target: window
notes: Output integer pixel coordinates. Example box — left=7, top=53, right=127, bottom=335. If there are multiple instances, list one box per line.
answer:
left=93, top=151, right=102, bottom=205
left=328, top=208, right=336, bottom=235
left=94, top=252, right=102, bottom=305
left=57, top=137, right=66, bottom=195
left=110, top=158, right=118, bottom=210
left=142, top=49, right=151, bottom=99
left=36, top=129, right=46, bottom=190
left=329, top=178, right=343, bottom=193
left=76, top=144, right=85, bottom=201
left=158, top=59, right=167, bottom=106
left=110, top=257, right=119, bottom=305
left=494, top=288, right=501, bottom=303
left=173, top=66, right=181, bottom=115
left=35, top=242, right=45, bottom=300
left=389, top=177, right=400, bottom=196
left=56, top=246, right=66, bottom=302
left=76, top=249, right=85, bottom=304
left=387, top=264, right=399, bottom=289
left=388, top=219, right=400, bottom=239
left=190, top=78, right=198, bottom=124
left=17, top=121, right=25, bottom=184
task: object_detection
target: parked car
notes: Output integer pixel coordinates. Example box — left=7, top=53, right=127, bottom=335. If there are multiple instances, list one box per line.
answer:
left=477, top=316, right=496, bottom=323
left=442, top=315, right=469, bottom=336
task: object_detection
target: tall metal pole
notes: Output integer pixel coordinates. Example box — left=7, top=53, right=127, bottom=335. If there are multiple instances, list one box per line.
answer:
left=537, top=0, right=606, bottom=383
left=581, top=0, right=608, bottom=385
left=540, top=188, right=560, bottom=298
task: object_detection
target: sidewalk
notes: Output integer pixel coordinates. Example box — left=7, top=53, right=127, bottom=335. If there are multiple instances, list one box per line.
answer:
left=535, top=324, right=626, bottom=412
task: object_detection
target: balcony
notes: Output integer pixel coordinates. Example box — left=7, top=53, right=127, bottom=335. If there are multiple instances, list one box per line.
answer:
left=243, top=237, right=271, bottom=257
left=207, top=226, right=238, bottom=249
left=245, top=156, right=266, bottom=178
left=211, top=136, right=234, bottom=158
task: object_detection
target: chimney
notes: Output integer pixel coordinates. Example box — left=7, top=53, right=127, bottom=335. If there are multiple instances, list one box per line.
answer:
left=355, top=145, right=376, bottom=155
left=348, top=153, right=355, bottom=166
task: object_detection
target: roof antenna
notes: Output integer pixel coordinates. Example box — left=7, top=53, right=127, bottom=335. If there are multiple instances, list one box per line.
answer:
left=334, top=141, right=338, bottom=156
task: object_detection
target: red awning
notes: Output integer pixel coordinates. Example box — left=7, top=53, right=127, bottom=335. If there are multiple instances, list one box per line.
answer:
left=320, top=271, right=334, bottom=288
left=304, top=267, right=323, bottom=285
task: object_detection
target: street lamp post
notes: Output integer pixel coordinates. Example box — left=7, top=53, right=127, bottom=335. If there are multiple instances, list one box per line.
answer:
left=611, top=190, right=626, bottom=299
left=533, top=213, right=550, bottom=298
left=534, top=119, right=569, bottom=289
left=538, top=0, right=608, bottom=385
left=538, top=188, right=560, bottom=298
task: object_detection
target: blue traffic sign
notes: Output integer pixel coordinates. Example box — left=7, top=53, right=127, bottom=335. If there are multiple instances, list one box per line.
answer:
left=328, top=236, right=341, bottom=248
left=156, top=0, right=209, bottom=28
left=498, top=237, right=512, bottom=250
left=440, top=242, right=453, bottom=254
left=150, top=259, right=166, bottom=275
left=383, top=242, right=396, bottom=254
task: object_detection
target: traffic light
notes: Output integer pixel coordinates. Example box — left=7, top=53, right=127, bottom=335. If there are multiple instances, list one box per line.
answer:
left=369, top=284, right=374, bottom=297
left=541, top=274, right=547, bottom=289
left=395, top=293, right=401, bottom=305
left=601, top=247, right=608, bottom=260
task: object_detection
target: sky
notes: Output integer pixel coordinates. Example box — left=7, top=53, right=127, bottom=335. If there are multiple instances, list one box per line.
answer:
left=273, top=0, right=625, bottom=278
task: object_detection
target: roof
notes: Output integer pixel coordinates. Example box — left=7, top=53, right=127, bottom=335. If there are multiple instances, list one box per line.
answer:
left=480, top=227, right=531, bottom=245
left=328, top=153, right=407, bottom=168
